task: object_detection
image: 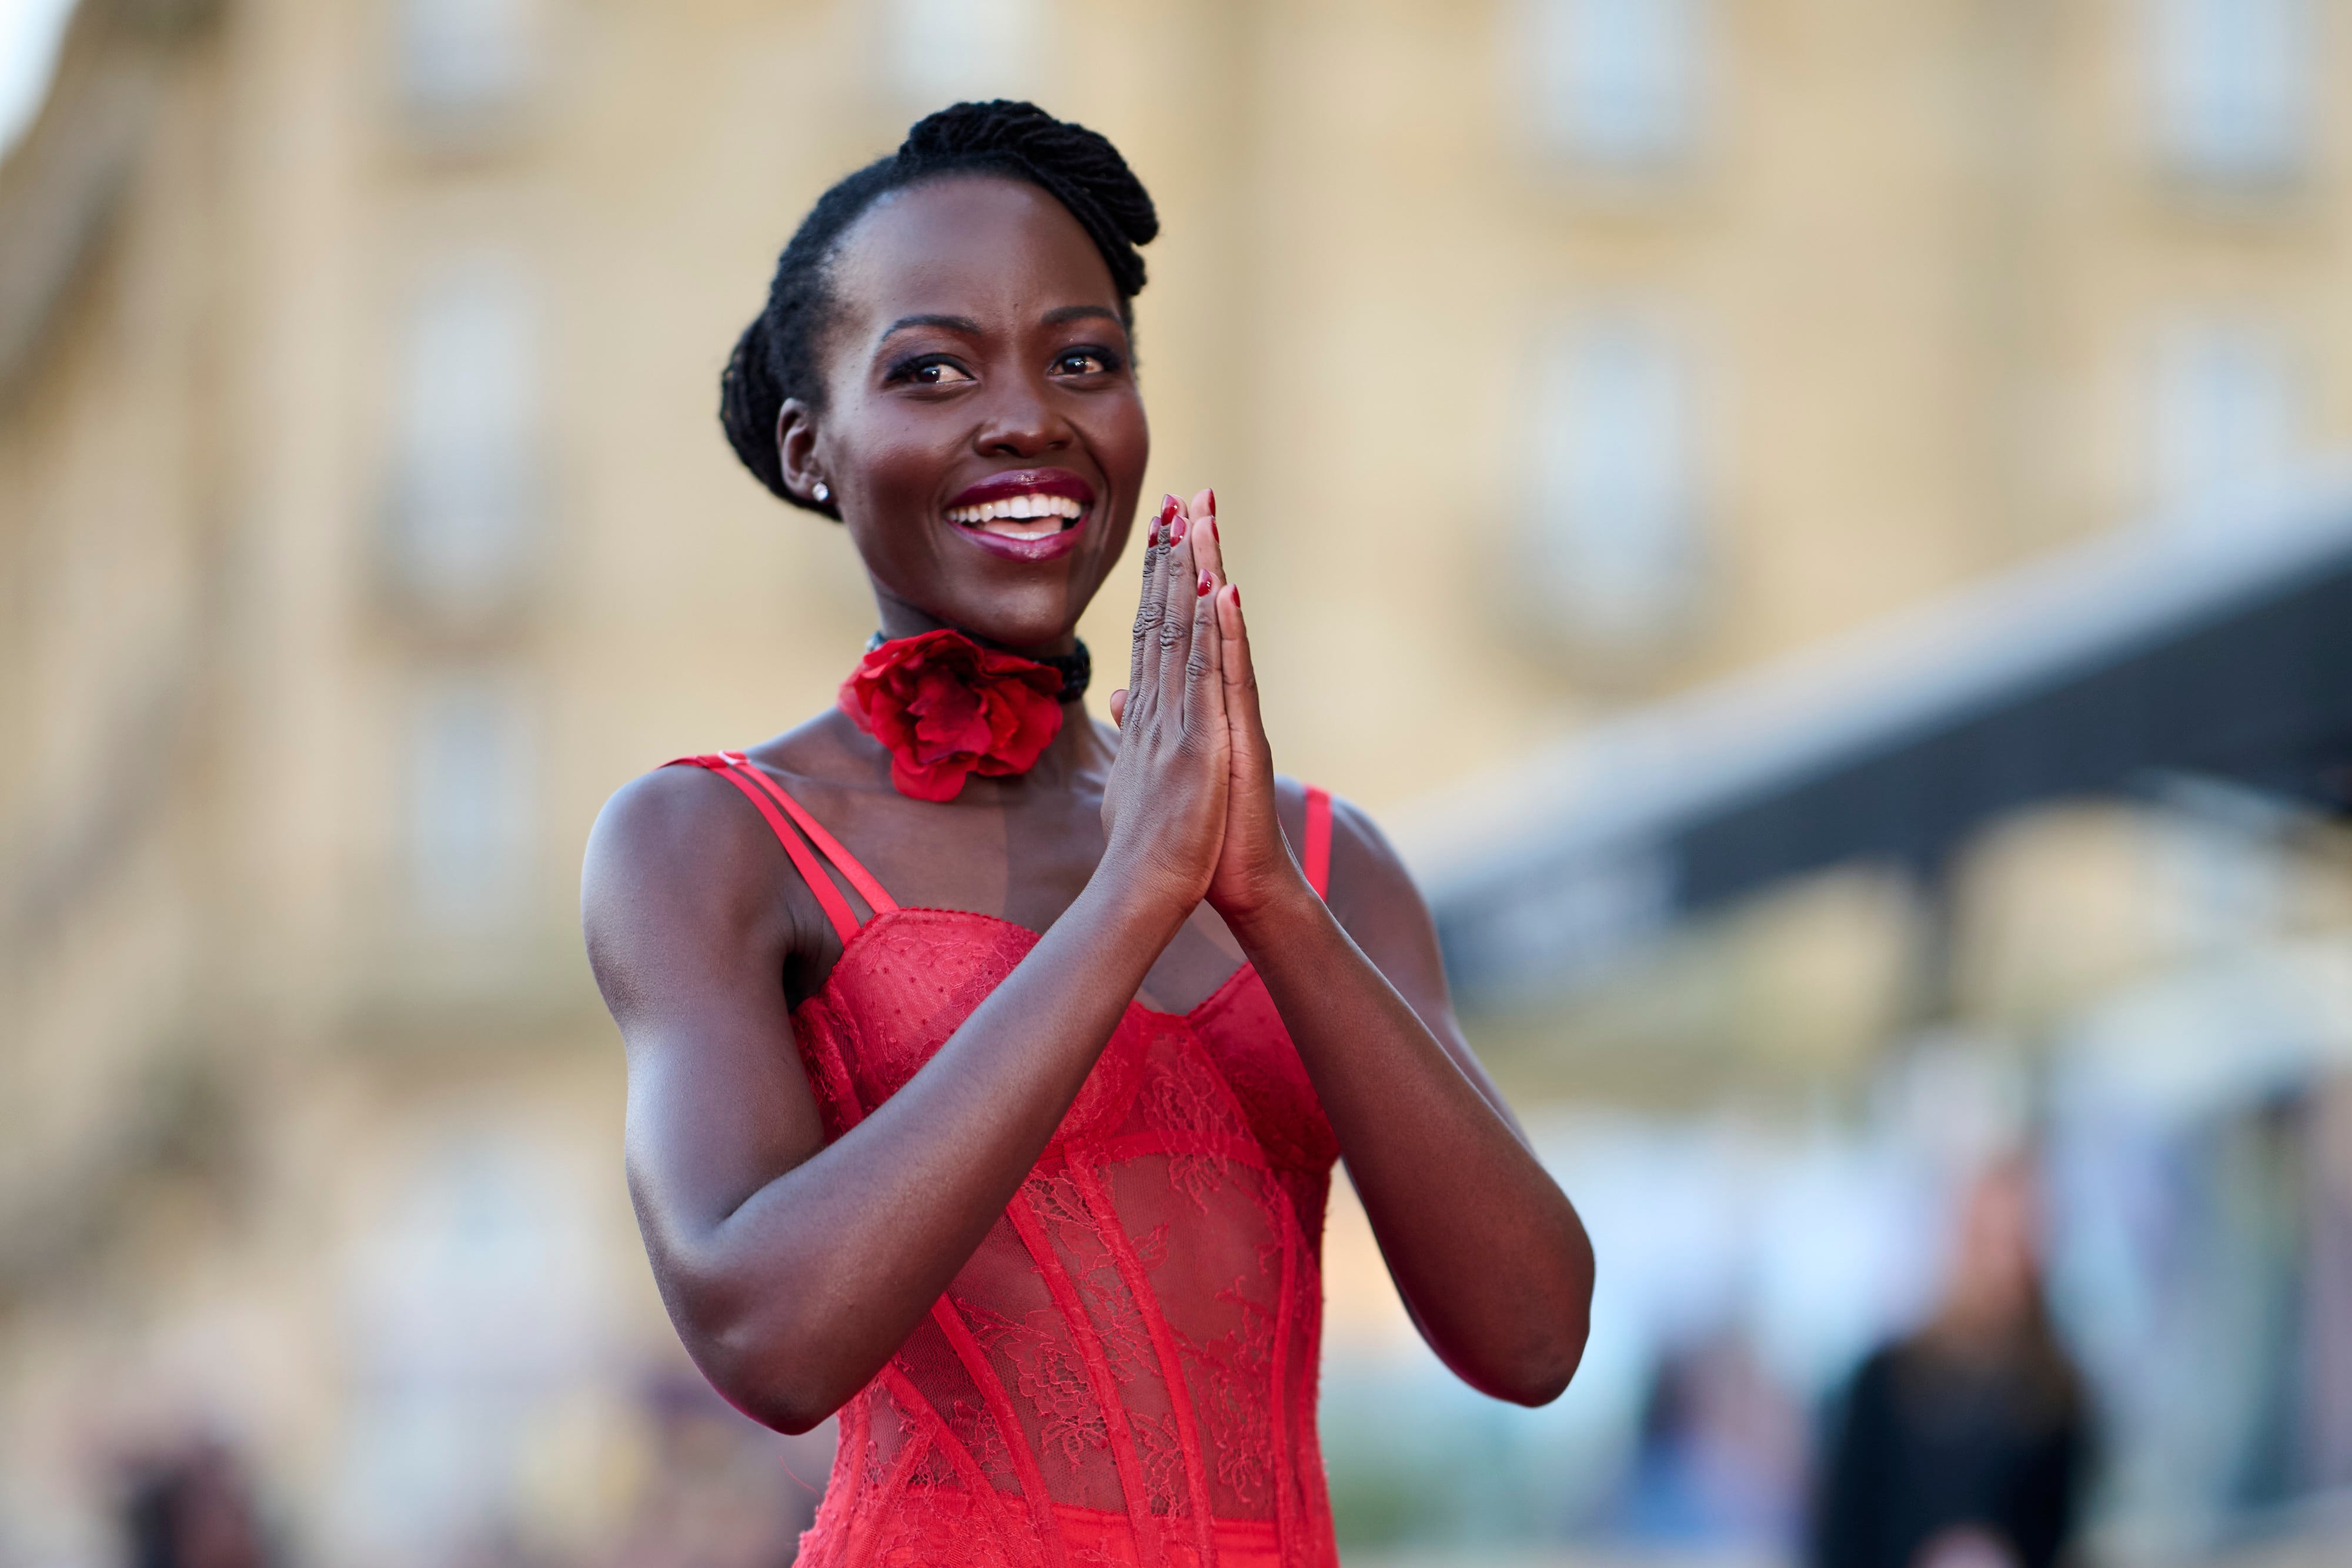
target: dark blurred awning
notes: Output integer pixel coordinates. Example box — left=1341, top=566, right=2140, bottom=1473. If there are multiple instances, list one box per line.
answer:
left=1404, top=489, right=2352, bottom=1008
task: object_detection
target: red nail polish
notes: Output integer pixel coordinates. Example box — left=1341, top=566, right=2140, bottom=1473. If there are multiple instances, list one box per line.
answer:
left=1230, top=584, right=1240, bottom=607
left=1170, top=515, right=1187, bottom=544
left=1160, top=494, right=1181, bottom=523
left=1205, top=488, right=1217, bottom=517
left=1198, top=570, right=1213, bottom=596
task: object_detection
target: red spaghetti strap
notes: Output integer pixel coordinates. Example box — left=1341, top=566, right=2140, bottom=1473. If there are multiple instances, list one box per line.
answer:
left=724, top=756, right=899, bottom=917
left=664, top=755, right=861, bottom=945
left=1302, top=785, right=1333, bottom=901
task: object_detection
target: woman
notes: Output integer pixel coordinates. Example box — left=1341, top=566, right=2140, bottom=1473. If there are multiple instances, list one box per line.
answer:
left=583, top=102, right=1594, bottom=1568
left=1810, top=1158, right=2092, bottom=1568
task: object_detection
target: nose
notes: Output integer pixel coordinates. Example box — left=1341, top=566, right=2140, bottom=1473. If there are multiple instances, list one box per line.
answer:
left=974, top=372, right=1073, bottom=460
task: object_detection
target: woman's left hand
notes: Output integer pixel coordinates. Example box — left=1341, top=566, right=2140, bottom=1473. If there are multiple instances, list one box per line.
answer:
left=1181, top=490, right=1309, bottom=928
left=1108, top=488, right=1307, bottom=925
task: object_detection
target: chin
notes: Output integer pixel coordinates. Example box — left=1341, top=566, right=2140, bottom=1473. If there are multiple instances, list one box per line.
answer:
left=966, top=604, right=1083, bottom=654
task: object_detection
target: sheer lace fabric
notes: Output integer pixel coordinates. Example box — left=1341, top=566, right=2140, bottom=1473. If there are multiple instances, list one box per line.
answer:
left=792, top=907, right=1342, bottom=1568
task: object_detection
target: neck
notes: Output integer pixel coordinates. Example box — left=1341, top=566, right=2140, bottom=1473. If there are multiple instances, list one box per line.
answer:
left=1022, top=703, right=1117, bottom=787
left=871, top=590, right=1079, bottom=662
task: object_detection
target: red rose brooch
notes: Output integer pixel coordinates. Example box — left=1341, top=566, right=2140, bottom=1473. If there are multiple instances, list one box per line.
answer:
left=838, top=629, right=1067, bottom=801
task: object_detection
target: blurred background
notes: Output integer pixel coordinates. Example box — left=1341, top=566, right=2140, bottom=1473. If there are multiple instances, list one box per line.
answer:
left=5, top=0, right=2352, bottom=1565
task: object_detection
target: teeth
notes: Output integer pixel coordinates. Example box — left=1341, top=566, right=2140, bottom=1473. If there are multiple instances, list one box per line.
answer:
left=947, top=493, right=1086, bottom=526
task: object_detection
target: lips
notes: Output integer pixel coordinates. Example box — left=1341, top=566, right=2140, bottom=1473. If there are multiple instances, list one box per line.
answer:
left=944, top=469, right=1095, bottom=563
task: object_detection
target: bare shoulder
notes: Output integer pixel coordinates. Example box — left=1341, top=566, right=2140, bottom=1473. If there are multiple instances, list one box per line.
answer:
left=1271, top=777, right=1426, bottom=921
left=581, top=761, right=802, bottom=1025
left=584, top=763, right=771, bottom=910
left=585, top=712, right=855, bottom=914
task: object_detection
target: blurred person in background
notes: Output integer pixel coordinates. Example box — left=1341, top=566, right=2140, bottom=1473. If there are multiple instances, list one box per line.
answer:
left=1810, top=1155, right=2093, bottom=1568
left=581, top=101, right=1595, bottom=1568
left=119, top=1437, right=274, bottom=1568
left=1616, top=1328, right=1804, bottom=1546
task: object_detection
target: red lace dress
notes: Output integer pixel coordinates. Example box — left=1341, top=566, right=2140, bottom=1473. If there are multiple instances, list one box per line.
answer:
left=672, top=754, right=1344, bottom=1568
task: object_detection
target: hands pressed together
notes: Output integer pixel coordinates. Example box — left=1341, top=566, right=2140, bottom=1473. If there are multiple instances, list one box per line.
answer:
left=1101, top=489, right=1302, bottom=932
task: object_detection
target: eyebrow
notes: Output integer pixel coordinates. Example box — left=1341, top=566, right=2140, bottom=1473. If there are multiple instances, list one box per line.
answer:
left=875, top=304, right=1124, bottom=347
left=877, top=312, right=982, bottom=345
left=1041, top=305, right=1122, bottom=328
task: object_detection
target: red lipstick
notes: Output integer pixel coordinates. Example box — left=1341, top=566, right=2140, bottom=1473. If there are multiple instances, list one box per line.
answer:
left=943, top=467, right=1098, bottom=564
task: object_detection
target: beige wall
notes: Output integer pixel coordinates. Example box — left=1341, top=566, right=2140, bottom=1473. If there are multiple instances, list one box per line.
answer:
left=6, top=0, right=2351, bottom=1556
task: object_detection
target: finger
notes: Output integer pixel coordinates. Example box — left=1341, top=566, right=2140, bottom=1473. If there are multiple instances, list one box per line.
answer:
left=1128, top=496, right=1162, bottom=700
left=1184, top=550, right=1225, bottom=739
left=1155, top=506, right=1198, bottom=722
left=1109, top=687, right=1128, bottom=728
left=1190, top=490, right=1225, bottom=588
left=1131, top=495, right=1177, bottom=727
left=1217, top=583, right=1271, bottom=768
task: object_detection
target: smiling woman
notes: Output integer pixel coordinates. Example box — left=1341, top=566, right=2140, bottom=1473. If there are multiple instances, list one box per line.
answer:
left=581, top=101, right=1596, bottom=1568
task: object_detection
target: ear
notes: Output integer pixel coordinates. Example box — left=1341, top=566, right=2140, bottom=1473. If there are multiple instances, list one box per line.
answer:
left=777, top=398, right=836, bottom=515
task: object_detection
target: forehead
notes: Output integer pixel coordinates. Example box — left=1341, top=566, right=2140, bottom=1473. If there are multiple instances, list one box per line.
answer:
left=827, top=175, right=1121, bottom=335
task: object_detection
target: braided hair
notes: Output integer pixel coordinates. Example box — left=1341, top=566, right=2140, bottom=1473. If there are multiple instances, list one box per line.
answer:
left=719, top=101, right=1159, bottom=514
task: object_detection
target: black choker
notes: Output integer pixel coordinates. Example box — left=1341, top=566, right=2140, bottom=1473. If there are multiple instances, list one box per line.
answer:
left=866, top=631, right=1090, bottom=704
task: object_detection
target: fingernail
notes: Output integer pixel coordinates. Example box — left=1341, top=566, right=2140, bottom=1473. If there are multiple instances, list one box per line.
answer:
left=1160, top=494, right=1181, bottom=523
left=1230, top=583, right=1240, bottom=607
left=1208, top=517, right=1219, bottom=546
left=1198, top=569, right=1213, bottom=596
left=1170, top=515, right=1187, bottom=544
left=1205, top=487, right=1218, bottom=517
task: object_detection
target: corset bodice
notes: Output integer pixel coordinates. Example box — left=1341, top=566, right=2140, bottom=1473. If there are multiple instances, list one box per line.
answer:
left=790, top=908, right=1341, bottom=1568
left=664, top=753, right=1344, bottom=1568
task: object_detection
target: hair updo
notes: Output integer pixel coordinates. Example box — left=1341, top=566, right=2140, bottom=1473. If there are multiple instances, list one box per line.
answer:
left=719, top=101, right=1160, bottom=514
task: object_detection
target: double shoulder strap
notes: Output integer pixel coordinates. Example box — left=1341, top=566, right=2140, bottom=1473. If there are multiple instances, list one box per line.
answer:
left=667, top=751, right=1332, bottom=943
left=668, top=753, right=896, bottom=944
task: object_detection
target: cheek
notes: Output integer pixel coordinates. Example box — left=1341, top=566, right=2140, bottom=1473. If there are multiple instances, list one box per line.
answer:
left=1084, top=397, right=1150, bottom=550
left=843, top=409, right=956, bottom=519
left=1097, top=395, right=1150, bottom=480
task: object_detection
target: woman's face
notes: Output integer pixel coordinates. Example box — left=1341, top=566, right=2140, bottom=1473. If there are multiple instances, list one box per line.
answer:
left=785, top=175, right=1150, bottom=654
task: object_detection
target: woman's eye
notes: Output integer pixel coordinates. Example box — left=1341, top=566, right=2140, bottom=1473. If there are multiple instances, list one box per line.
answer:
left=891, top=357, right=974, bottom=386
left=1053, top=349, right=1114, bottom=376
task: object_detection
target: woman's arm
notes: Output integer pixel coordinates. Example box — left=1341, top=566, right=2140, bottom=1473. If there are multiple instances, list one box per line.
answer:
left=1239, top=798, right=1593, bottom=1403
left=1187, top=496, right=1595, bottom=1405
left=586, top=501, right=1230, bottom=1433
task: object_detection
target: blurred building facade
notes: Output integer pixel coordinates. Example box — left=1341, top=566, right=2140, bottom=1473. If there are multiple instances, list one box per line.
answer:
left=5, top=0, right=2352, bottom=1563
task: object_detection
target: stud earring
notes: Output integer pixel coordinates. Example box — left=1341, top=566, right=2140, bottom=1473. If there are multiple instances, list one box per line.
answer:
left=813, top=481, right=831, bottom=504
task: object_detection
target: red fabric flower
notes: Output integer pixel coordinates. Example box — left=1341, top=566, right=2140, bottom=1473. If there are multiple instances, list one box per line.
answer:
left=838, top=629, right=1067, bottom=801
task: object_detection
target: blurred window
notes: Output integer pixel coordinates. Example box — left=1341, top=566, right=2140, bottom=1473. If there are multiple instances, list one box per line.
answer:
left=2147, top=0, right=2310, bottom=183
left=0, top=0, right=79, bottom=157
left=2150, top=319, right=2297, bottom=527
left=1531, top=0, right=1705, bottom=168
left=390, top=259, right=538, bottom=616
left=885, top=0, right=1041, bottom=103
left=1531, top=314, right=1705, bottom=646
left=404, top=672, right=534, bottom=926
left=344, top=1132, right=600, bottom=1549
left=399, top=0, right=535, bottom=115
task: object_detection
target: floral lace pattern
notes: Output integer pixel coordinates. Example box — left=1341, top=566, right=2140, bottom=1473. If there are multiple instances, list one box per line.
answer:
left=789, top=907, right=1341, bottom=1568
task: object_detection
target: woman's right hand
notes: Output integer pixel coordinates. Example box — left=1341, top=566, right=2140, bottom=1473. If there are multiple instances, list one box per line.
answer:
left=1102, top=494, right=1231, bottom=912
